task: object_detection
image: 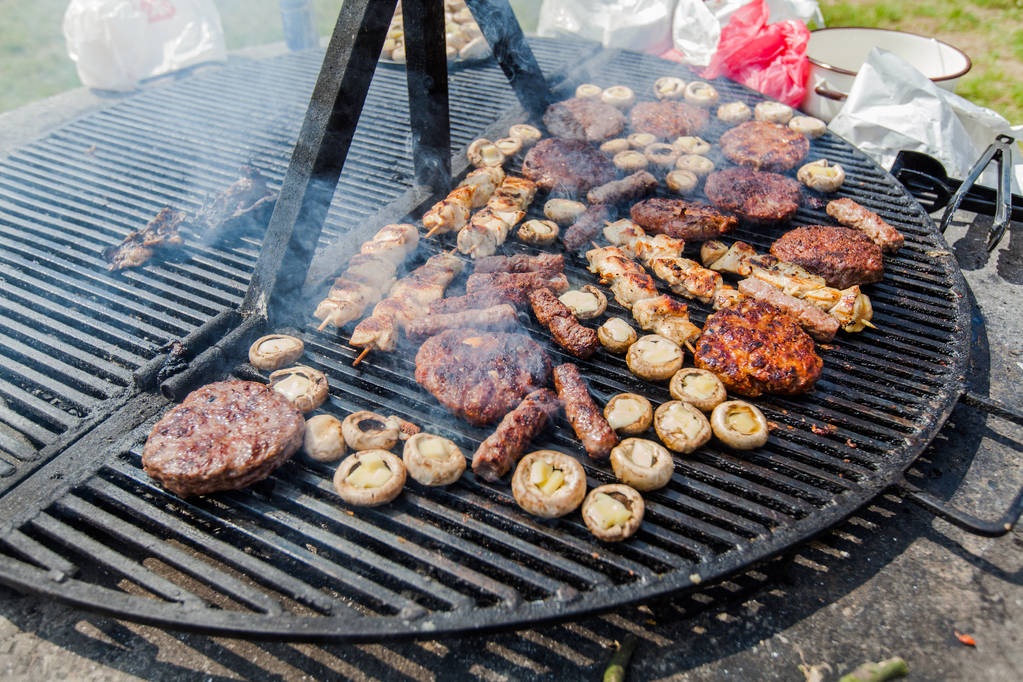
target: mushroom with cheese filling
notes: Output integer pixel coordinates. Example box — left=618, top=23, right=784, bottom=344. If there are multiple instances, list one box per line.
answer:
left=543, top=198, right=586, bottom=225
left=653, top=76, right=686, bottom=100
left=602, top=85, right=636, bottom=110
left=665, top=169, right=699, bottom=195
left=598, top=317, right=638, bottom=354
left=626, top=334, right=683, bottom=381
left=333, top=449, right=406, bottom=506
left=508, top=124, right=542, bottom=147
left=511, top=450, right=587, bottom=518
left=684, top=81, right=719, bottom=107
left=614, top=150, right=648, bottom=172
left=559, top=285, right=607, bottom=320
left=268, top=365, right=328, bottom=414
left=575, top=83, right=602, bottom=100
left=582, top=484, right=645, bottom=542
left=610, top=438, right=673, bottom=491
left=675, top=154, right=715, bottom=178
left=341, top=410, right=418, bottom=451
left=494, top=136, right=522, bottom=157
left=517, top=219, right=560, bottom=246
left=669, top=368, right=727, bottom=412
left=402, top=432, right=465, bottom=486
left=788, top=115, right=827, bottom=139
left=711, top=400, right=769, bottom=450
left=604, top=393, right=653, bottom=435
left=797, top=159, right=845, bottom=193
left=672, top=136, right=711, bottom=156
left=717, top=101, right=752, bottom=124
left=249, top=334, right=304, bottom=371
left=644, top=143, right=678, bottom=169
left=467, top=138, right=505, bottom=168
left=304, top=414, right=346, bottom=462
left=627, top=132, right=657, bottom=149
left=600, top=138, right=631, bottom=155
left=654, top=400, right=712, bottom=454
left=754, top=101, right=794, bottom=124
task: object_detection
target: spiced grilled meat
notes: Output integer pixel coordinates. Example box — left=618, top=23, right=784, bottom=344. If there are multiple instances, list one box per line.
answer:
left=629, top=100, right=709, bottom=139
left=465, top=271, right=570, bottom=307
left=473, top=253, right=564, bottom=277
left=704, top=167, right=801, bottom=224
left=694, top=299, right=822, bottom=397
left=629, top=198, right=738, bottom=241
left=529, top=288, right=600, bottom=359
left=142, top=381, right=305, bottom=497
left=719, top=120, right=809, bottom=172
left=542, top=97, right=626, bottom=142
left=522, top=138, right=617, bottom=194
left=415, top=329, right=552, bottom=426
left=553, top=363, right=619, bottom=459
left=770, top=225, right=884, bottom=289
left=472, top=388, right=562, bottom=481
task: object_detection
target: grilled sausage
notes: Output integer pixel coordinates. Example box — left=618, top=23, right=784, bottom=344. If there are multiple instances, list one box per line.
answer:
left=529, top=288, right=600, bottom=359
left=586, top=170, right=659, bottom=205
left=465, top=272, right=570, bottom=307
left=472, top=389, right=561, bottom=481
left=826, top=198, right=904, bottom=253
left=405, top=304, right=520, bottom=339
left=553, top=363, right=619, bottom=459
left=473, top=253, right=565, bottom=277
left=736, top=278, right=839, bottom=342
left=563, top=204, right=612, bottom=252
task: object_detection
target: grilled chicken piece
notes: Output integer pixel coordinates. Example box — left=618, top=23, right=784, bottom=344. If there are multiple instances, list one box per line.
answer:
left=456, top=176, right=536, bottom=258
left=737, top=278, right=839, bottom=342
left=695, top=299, right=822, bottom=397
left=648, top=257, right=723, bottom=304
left=826, top=198, right=904, bottom=253
left=458, top=166, right=505, bottom=208
left=105, top=207, right=186, bottom=270
left=631, top=294, right=701, bottom=347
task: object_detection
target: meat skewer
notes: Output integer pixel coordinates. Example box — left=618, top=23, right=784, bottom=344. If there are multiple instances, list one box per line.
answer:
left=528, top=288, right=600, bottom=359
left=422, top=167, right=505, bottom=238
left=553, top=363, right=618, bottom=460
left=471, top=388, right=561, bottom=481
left=404, top=304, right=520, bottom=339
left=349, top=251, right=464, bottom=363
left=826, top=198, right=904, bottom=253
left=314, top=223, right=419, bottom=330
left=457, top=175, right=537, bottom=258
left=700, top=240, right=874, bottom=332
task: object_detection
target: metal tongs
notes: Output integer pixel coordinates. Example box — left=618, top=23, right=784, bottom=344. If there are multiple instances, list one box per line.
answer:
left=892, top=135, right=1018, bottom=252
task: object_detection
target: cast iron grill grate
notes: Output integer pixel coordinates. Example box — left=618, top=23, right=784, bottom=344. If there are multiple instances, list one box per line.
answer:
left=0, top=43, right=970, bottom=640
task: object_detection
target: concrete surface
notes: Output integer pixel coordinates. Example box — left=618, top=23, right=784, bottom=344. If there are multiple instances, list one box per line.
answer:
left=0, top=53, right=1021, bottom=682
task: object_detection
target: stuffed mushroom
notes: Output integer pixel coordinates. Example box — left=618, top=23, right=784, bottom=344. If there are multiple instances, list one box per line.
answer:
left=654, top=400, right=712, bottom=454
left=582, top=484, right=645, bottom=542
left=626, top=334, right=683, bottom=381
left=598, top=317, right=638, bottom=354
left=710, top=400, right=769, bottom=450
left=610, top=438, right=674, bottom=491
left=559, top=285, right=607, bottom=320
left=268, top=365, right=328, bottom=413
left=511, top=450, right=586, bottom=518
left=518, top=219, right=560, bottom=246
left=603, top=393, right=653, bottom=435
left=669, top=368, right=727, bottom=412
left=333, top=449, right=406, bottom=506
left=403, top=432, right=465, bottom=486
left=304, top=414, right=346, bottom=462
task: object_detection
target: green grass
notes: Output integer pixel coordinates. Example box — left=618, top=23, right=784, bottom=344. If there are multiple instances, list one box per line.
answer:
left=0, top=0, right=1019, bottom=123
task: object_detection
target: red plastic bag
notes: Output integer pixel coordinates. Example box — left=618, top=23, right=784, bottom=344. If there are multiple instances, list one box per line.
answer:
left=700, top=0, right=810, bottom=107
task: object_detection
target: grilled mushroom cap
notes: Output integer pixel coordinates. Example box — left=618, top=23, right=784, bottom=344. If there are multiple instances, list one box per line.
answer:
left=711, top=400, right=769, bottom=450
left=654, top=400, right=712, bottom=454
left=342, top=410, right=400, bottom=451
left=644, top=143, right=679, bottom=169
left=403, top=433, right=465, bottom=486
left=518, top=219, right=560, bottom=246
left=333, top=449, right=406, bottom=506
left=675, top=154, right=715, bottom=177
left=610, top=438, right=673, bottom=491
left=603, top=393, right=653, bottom=435
left=788, top=115, right=827, bottom=139
left=754, top=101, right=794, bottom=124
left=665, top=170, right=699, bottom=195
left=598, top=317, right=638, bottom=354
left=508, top=124, right=542, bottom=147
left=653, top=76, right=686, bottom=100
left=626, top=334, right=683, bottom=381
left=543, top=198, right=587, bottom=225
left=249, top=334, right=304, bottom=371
left=717, top=101, right=752, bottom=125
left=268, top=365, right=328, bottom=413
left=669, top=368, right=727, bottom=412
left=494, top=136, right=523, bottom=157
left=582, top=484, right=645, bottom=542
left=304, top=414, right=346, bottom=462
left=600, top=138, right=631, bottom=155
left=685, top=81, right=719, bottom=107
left=797, top=159, right=845, bottom=192
left=575, top=83, right=602, bottom=100
left=467, top=138, right=505, bottom=168
left=614, top=150, right=649, bottom=172
left=671, top=136, right=711, bottom=156
left=602, top=85, right=636, bottom=110
left=511, top=450, right=586, bottom=518
left=559, top=285, right=607, bottom=320
left=627, top=132, right=657, bottom=149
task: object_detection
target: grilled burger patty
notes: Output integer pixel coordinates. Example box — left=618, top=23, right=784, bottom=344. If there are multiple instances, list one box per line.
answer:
left=695, top=300, right=822, bottom=397
left=629, top=100, right=709, bottom=139
left=630, top=197, right=738, bottom=241
left=770, top=225, right=884, bottom=289
left=719, top=120, right=809, bottom=171
left=415, top=329, right=552, bottom=426
left=522, top=138, right=617, bottom=194
left=704, top=167, right=801, bottom=224
left=142, top=381, right=305, bottom=497
left=542, top=97, right=626, bottom=142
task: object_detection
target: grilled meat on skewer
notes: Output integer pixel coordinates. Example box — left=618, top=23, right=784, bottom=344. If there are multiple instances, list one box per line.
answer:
left=563, top=204, right=612, bottom=252
left=471, top=388, right=561, bottom=481
left=465, top=271, right=570, bottom=307
left=457, top=176, right=537, bottom=258
left=632, top=295, right=701, bottom=347
left=584, top=246, right=659, bottom=309
left=473, top=253, right=564, bottom=277
left=423, top=185, right=476, bottom=237
left=405, top=304, right=520, bottom=339
left=770, top=225, right=884, bottom=289
left=629, top=198, right=737, bottom=241
left=553, top=363, right=618, bottom=459
left=414, top=329, right=552, bottom=426
left=458, top=166, right=505, bottom=209
left=826, top=198, right=904, bottom=253
left=695, top=299, right=822, bottom=397
left=528, top=288, right=600, bottom=359
left=105, top=207, right=186, bottom=270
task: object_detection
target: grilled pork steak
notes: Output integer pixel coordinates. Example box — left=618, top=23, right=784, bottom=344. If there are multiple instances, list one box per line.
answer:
left=695, top=300, right=822, bottom=397
left=415, top=329, right=552, bottom=426
left=142, top=381, right=304, bottom=497
left=719, top=120, right=809, bottom=171
left=770, top=225, right=884, bottom=289
left=629, top=100, right=709, bottom=139
left=704, top=167, right=801, bottom=224
left=542, top=97, right=625, bottom=142
left=522, top=138, right=617, bottom=194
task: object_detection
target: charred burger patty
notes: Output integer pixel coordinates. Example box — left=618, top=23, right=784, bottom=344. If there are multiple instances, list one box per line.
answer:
left=719, top=120, right=809, bottom=171
left=542, top=97, right=626, bottom=142
left=629, top=100, right=709, bottom=139
left=522, top=138, right=617, bottom=194
left=770, top=225, right=885, bottom=289
left=704, top=167, right=801, bottom=224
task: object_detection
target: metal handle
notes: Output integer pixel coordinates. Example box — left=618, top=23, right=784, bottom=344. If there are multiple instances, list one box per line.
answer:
left=897, top=390, right=1023, bottom=537
left=938, top=134, right=1015, bottom=251
left=814, top=84, right=848, bottom=102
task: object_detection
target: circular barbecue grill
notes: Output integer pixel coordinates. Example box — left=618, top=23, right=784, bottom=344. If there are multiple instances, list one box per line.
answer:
left=0, top=24, right=1019, bottom=642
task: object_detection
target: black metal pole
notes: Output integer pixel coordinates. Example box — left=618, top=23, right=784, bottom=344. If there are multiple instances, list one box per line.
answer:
left=402, top=0, right=452, bottom=192
left=242, top=0, right=398, bottom=324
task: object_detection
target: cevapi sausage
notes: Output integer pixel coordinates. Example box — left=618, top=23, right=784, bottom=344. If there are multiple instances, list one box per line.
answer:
left=528, top=288, right=600, bottom=359
left=472, top=389, right=561, bottom=481
left=405, top=304, right=520, bottom=339
left=553, top=363, right=619, bottom=459
left=473, top=253, right=565, bottom=277
left=586, top=170, right=658, bottom=205
left=465, top=272, right=570, bottom=307
left=563, top=204, right=611, bottom=252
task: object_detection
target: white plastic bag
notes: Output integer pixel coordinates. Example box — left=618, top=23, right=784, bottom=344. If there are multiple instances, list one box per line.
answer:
left=63, top=0, right=226, bottom=91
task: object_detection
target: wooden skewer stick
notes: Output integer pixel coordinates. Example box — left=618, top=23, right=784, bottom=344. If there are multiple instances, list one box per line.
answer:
left=317, top=312, right=335, bottom=332
left=352, top=347, right=371, bottom=367
left=685, top=340, right=697, bottom=355
left=425, top=225, right=443, bottom=239
left=861, top=319, right=878, bottom=329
